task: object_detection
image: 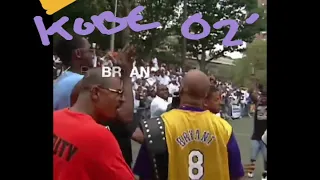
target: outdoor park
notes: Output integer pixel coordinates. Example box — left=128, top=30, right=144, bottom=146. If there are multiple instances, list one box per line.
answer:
left=53, top=0, right=266, bottom=83
left=53, top=0, right=267, bottom=179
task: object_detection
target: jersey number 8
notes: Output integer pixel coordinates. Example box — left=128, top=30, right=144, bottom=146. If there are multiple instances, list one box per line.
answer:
left=188, top=150, right=204, bottom=180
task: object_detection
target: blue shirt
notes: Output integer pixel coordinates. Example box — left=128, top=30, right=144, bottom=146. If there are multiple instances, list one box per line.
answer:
left=53, top=72, right=84, bottom=110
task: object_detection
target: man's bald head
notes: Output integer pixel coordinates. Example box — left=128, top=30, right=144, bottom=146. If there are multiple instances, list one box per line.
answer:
left=181, top=70, right=210, bottom=99
left=79, top=67, right=120, bottom=92
left=157, top=84, right=167, bottom=93
left=157, top=84, right=169, bottom=100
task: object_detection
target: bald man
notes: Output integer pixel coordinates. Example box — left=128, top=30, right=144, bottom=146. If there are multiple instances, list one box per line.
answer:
left=71, top=68, right=139, bottom=167
left=134, top=70, right=244, bottom=180
left=54, top=68, right=134, bottom=180
left=150, top=84, right=170, bottom=118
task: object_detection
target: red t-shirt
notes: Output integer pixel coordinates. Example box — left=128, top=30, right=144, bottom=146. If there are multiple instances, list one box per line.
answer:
left=53, top=108, right=134, bottom=180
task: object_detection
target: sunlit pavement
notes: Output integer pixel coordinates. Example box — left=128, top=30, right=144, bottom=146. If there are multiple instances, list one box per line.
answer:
left=131, top=116, right=265, bottom=180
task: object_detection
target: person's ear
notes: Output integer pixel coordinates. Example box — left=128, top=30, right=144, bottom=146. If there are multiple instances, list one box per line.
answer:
left=203, top=100, right=208, bottom=107
left=90, top=86, right=100, bottom=101
left=74, top=49, right=81, bottom=59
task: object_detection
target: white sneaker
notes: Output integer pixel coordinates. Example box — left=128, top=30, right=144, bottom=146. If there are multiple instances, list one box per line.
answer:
left=247, top=172, right=254, bottom=178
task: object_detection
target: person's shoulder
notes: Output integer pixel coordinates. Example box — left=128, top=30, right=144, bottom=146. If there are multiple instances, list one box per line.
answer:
left=53, top=109, right=69, bottom=119
left=54, top=73, right=84, bottom=89
left=54, top=108, right=68, bottom=114
left=166, top=103, right=172, bottom=111
left=162, top=108, right=173, bottom=116
left=161, top=108, right=180, bottom=119
left=150, top=96, right=160, bottom=105
left=64, top=73, right=84, bottom=84
left=208, top=112, right=232, bottom=135
left=150, top=97, right=156, bottom=105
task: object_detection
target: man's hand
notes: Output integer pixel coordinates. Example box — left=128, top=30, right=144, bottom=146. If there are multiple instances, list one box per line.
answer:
left=243, top=163, right=255, bottom=174
left=108, top=45, right=136, bottom=76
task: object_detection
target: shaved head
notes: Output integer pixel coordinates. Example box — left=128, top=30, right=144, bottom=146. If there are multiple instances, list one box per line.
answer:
left=157, top=84, right=167, bottom=93
left=181, top=70, right=210, bottom=99
left=79, top=67, right=120, bottom=92
left=70, top=67, right=124, bottom=121
left=157, top=84, right=169, bottom=100
left=70, top=67, right=123, bottom=106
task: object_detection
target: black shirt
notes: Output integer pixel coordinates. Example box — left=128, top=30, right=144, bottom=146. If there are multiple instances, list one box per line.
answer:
left=106, top=109, right=143, bottom=167
left=106, top=121, right=133, bottom=166
left=251, top=102, right=267, bottom=140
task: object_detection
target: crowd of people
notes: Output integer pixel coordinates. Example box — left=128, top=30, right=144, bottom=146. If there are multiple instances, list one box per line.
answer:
left=54, top=54, right=254, bottom=121
left=53, top=36, right=267, bottom=180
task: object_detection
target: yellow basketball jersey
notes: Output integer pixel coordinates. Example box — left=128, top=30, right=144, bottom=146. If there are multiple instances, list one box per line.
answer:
left=162, top=109, right=232, bottom=180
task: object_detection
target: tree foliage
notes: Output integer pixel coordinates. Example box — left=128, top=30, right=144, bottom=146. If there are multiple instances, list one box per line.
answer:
left=172, top=0, right=264, bottom=70
left=52, top=0, right=180, bottom=52
left=232, top=39, right=266, bottom=87
left=130, top=0, right=180, bottom=60
left=52, top=0, right=124, bottom=49
left=51, top=0, right=266, bottom=71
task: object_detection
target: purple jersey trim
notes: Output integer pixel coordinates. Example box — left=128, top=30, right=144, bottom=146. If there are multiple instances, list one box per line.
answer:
left=179, top=106, right=205, bottom=112
left=133, top=143, right=153, bottom=179
left=228, top=132, right=245, bottom=178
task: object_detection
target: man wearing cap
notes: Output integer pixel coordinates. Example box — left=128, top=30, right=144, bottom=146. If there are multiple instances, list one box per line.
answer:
left=150, top=84, right=170, bottom=118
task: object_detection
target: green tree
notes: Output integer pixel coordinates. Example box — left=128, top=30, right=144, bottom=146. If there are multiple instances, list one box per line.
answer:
left=53, top=0, right=128, bottom=49
left=232, top=39, right=266, bottom=87
left=52, top=0, right=181, bottom=51
left=174, top=0, right=265, bottom=70
left=155, top=35, right=182, bottom=64
left=53, top=0, right=112, bottom=29
left=130, top=0, right=180, bottom=60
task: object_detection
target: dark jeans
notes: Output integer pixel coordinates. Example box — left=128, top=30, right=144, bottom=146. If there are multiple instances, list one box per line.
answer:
left=242, top=103, right=249, bottom=117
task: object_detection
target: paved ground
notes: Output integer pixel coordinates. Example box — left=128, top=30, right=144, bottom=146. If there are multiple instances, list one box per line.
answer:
left=231, top=117, right=265, bottom=179
left=131, top=117, right=266, bottom=180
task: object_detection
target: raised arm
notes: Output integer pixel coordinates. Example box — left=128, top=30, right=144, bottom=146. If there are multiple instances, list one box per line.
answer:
left=110, top=47, right=135, bottom=123
left=117, top=73, right=134, bottom=123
